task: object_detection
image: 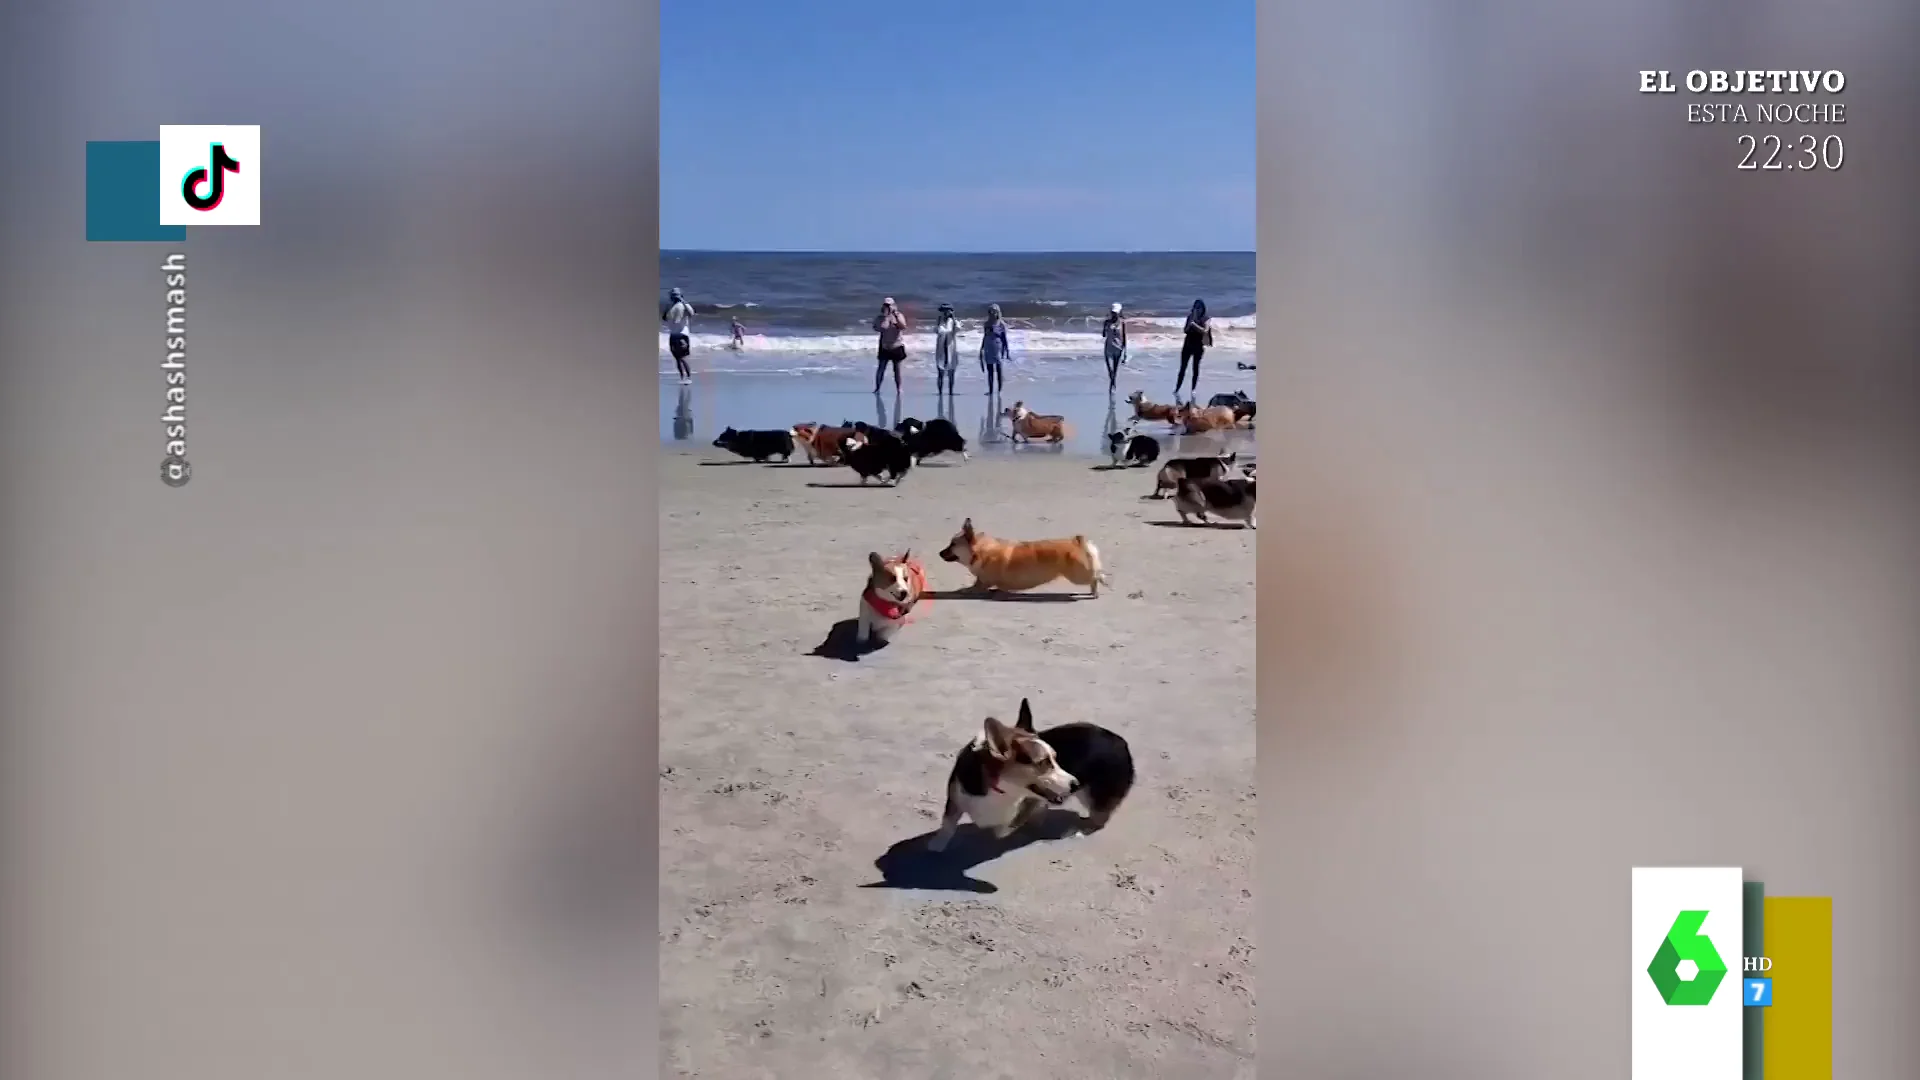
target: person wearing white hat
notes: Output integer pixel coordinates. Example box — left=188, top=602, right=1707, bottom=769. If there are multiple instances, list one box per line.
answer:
left=871, top=296, right=908, bottom=393
left=662, top=287, right=695, bottom=383
left=1101, top=302, right=1129, bottom=392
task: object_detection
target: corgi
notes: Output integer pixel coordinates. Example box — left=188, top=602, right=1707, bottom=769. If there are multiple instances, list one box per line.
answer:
left=1002, top=402, right=1070, bottom=443
left=1125, top=390, right=1182, bottom=424
left=1173, top=475, right=1257, bottom=529
left=790, top=422, right=864, bottom=465
left=712, top=427, right=795, bottom=463
left=1179, top=403, right=1243, bottom=433
left=840, top=432, right=913, bottom=484
left=1150, top=451, right=1237, bottom=498
left=857, top=550, right=926, bottom=646
left=1208, top=390, right=1257, bottom=422
left=937, top=517, right=1109, bottom=596
left=1107, top=427, right=1160, bottom=467
left=894, top=417, right=969, bottom=462
left=928, top=698, right=1135, bottom=852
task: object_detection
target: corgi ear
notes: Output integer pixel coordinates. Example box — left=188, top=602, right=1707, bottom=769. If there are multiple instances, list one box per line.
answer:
left=868, top=551, right=886, bottom=573
left=899, top=548, right=911, bottom=562
left=1016, top=699, right=1035, bottom=732
left=982, top=716, right=1015, bottom=756
left=961, top=518, right=974, bottom=537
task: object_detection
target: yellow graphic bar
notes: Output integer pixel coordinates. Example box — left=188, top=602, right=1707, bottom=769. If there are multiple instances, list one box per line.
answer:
left=1761, top=896, right=1832, bottom=1078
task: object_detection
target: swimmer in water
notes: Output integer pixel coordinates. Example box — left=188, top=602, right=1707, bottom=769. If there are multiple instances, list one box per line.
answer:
left=730, top=316, right=745, bottom=350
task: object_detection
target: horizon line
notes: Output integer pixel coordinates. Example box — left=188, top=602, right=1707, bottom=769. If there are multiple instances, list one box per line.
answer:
left=661, top=247, right=1256, bottom=256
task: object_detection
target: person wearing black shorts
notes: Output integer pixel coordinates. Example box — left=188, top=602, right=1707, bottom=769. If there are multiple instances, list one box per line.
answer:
left=662, top=287, right=695, bottom=383
left=1175, top=298, right=1212, bottom=400
left=872, top=296, right=908, bottom=393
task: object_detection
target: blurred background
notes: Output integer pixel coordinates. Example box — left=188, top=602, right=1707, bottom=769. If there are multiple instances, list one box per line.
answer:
left=4, top=0, right=1916, bottom=1077
left=1, top=3, right=659, bottom=1079
left=1258, top=1, right=1917, bottom=1077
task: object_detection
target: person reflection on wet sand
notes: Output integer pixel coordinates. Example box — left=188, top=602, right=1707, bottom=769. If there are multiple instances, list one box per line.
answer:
left=672, top=382, right=694, bottom=441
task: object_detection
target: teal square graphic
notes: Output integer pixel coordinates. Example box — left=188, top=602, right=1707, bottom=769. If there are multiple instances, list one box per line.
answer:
left=86, top=141, right=186, bottom=243
left=1743, top=977, right=1773, bottom=1007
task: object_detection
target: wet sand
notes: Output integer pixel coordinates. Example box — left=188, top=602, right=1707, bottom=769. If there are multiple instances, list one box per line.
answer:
left=662, top=367, right=1261, bottom=461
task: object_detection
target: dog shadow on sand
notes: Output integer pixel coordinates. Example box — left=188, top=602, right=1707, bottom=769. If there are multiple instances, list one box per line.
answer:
left=808, top=618, right=893, bottom=662
left=922, top=589, right=1088, bottom=603
left=861, top=810, right=1085, bottom=894
left=1145, top=520, right=1253, bottom=530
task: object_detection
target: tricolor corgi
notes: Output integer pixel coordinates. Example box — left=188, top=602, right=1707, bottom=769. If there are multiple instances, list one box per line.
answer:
left=928, top=698, right=1135, bottom=852
left=1172, top=475, right=1257, bottom=529
left=856, top=550, right=926, bottom=646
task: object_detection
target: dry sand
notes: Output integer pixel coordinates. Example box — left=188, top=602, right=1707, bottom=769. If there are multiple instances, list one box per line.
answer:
left=659, top=446, right=1256, bottom=1078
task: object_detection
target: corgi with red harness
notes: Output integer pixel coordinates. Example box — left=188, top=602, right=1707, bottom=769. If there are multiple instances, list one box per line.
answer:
left=857, top=550, right=928, bottom=647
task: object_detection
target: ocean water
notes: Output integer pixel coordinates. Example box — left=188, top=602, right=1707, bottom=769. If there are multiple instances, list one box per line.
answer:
left=659, top=251, right=1258, bottom=456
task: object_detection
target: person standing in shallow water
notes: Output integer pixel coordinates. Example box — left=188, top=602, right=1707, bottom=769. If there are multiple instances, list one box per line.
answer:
left=872, top=297, right=908, bottom=393
left=1176, top=298, right=1213, bottom=400
left=933, top=302, right=961, bottom=396
left=979, top=303, right=1011, bottom=396
left=662, top=287, right=695, bottom=383
left=1102, top=302, right=1128, bottom=392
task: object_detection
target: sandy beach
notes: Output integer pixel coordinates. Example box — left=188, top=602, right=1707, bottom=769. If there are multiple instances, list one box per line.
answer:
left=659, top=446, right=1256, bottom=1078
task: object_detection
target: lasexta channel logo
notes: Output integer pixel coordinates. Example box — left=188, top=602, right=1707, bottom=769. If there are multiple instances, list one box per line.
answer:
left=1647, top=909, right=1729, bottom=1005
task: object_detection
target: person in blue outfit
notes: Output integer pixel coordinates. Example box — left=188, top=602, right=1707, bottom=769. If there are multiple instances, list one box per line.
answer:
left=978, top=303, right=1011, bottom=396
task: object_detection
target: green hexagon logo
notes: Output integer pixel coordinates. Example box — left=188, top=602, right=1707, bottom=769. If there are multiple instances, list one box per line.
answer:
left=1647, top=909, right=1728, bottom=1005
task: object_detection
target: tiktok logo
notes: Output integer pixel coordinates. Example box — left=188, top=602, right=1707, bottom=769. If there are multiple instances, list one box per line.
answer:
left=158, top=125, right=262, bottom=228
left=181, top=143, right=241, bottom=212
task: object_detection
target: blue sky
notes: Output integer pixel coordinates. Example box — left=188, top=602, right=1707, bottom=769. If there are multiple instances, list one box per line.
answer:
left=661, top=0, right=1254, bottom=252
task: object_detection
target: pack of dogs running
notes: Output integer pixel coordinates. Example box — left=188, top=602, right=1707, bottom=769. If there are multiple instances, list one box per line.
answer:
left=704, top=390, right=1256, bottom=853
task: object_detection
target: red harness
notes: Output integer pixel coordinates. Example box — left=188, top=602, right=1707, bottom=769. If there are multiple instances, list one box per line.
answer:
left=862, top=558, right=929, bottom=623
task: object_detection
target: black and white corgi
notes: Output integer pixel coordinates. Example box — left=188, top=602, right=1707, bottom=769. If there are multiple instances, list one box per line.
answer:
left=1106, top=427, right=1160, bottom=467
left=895, top=416, right=970, bottom=462
left=840, top=426, right=913, bottom=484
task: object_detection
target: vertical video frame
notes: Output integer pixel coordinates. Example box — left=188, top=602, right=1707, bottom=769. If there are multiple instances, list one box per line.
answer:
left=658, top=2, right=1256, bottom=1074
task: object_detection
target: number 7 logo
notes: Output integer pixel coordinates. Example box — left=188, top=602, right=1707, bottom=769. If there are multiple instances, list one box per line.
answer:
left=1743, top=977, right=1773, bottom=1007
